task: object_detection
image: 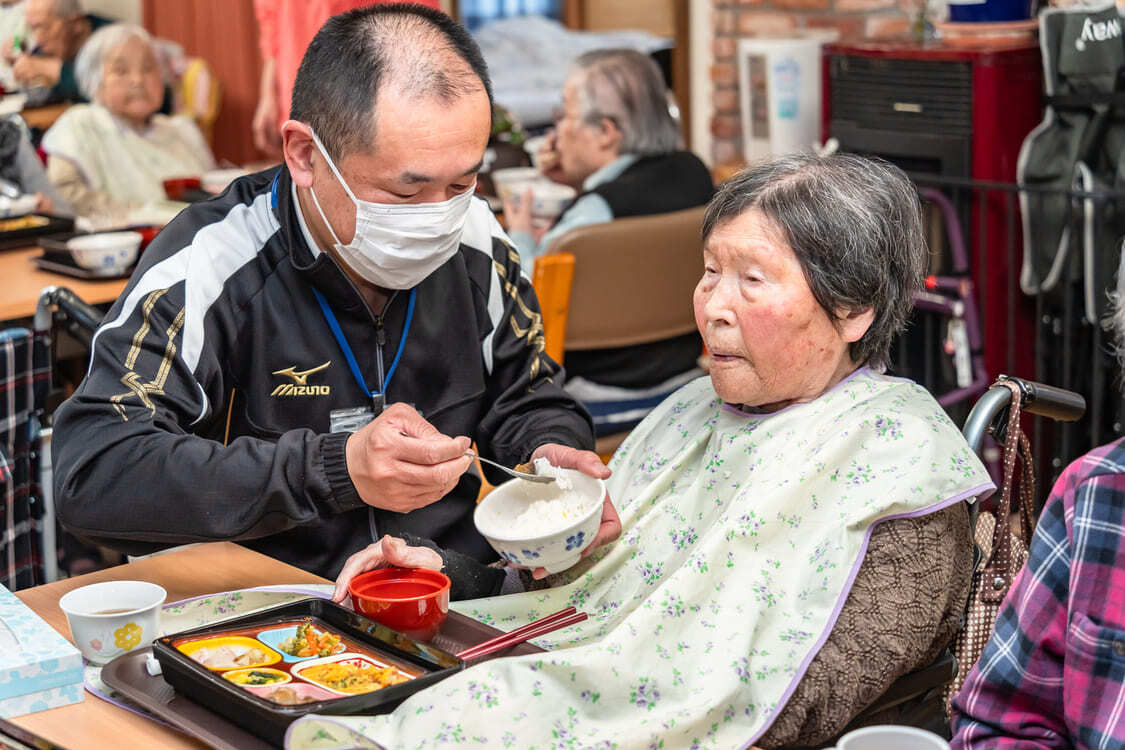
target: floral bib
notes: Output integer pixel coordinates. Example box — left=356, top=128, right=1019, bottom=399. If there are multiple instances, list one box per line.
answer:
left=288, top=369, right=993, bottom=749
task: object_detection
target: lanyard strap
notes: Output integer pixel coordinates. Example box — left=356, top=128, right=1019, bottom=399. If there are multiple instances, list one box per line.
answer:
left=312, top=286, right=416, bottom=400
left=270, top=170, right=280, bottom=208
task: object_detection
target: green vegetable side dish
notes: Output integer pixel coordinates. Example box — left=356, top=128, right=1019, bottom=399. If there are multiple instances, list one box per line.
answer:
left=278, top=622, right=343, bottom=658
left=225, top=669, right=286, bottom=686
left=245, top=671, right=281, bottom=685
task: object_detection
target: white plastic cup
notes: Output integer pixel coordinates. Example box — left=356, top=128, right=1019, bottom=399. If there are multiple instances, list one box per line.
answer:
left=828, top=726, right=950, bottom=750
left=58, top=580, right=166, bottom=665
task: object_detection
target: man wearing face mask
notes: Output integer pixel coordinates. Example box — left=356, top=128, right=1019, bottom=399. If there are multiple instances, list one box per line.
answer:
left=51, top=3, right=619, bottom=598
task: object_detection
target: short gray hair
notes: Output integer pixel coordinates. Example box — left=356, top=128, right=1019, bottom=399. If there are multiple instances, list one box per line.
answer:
left=702, top=152, right=926, bottom=370
left=75, top=23, right=154, bottom=102
left=570, top=48, right=679, bottom=157
left=36, top=0, right=83, bottom=18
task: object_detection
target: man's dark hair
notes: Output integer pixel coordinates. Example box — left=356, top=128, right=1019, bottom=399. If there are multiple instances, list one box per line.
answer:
left=290, top=3, right=493, bottom=159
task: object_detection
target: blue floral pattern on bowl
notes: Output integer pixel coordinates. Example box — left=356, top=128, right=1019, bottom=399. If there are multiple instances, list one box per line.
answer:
left=474, top=469, right=606, bottom=574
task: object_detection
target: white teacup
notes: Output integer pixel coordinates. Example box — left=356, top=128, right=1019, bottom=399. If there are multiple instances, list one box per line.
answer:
left=827, top=726, right=950, bottom=750
left=58, top=580, right=166, bottom=665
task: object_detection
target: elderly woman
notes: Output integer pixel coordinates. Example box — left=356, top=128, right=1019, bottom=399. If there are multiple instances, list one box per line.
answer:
left=508, top=47, right=715, bottom=436
left=41, top=23, right=213, bottom=222
left=290, top=153, right=993, bottom=749
left=950, top=254, right=1125, bottom=747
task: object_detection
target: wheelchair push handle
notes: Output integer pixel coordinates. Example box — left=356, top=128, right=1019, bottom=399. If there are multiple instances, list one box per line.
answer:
left=35, top=286, right=104, bottom=337
left=1020, top=380, right=1087, bottom=422
left=998, top=375, right=1086, bottom=423
left=51, top=287, right=104, bottom=336
left=961, top=376, right=1086, bottom=455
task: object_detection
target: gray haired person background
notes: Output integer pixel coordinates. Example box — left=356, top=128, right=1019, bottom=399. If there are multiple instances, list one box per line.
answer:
left=40, top=22, right=214, bottom=222
left=505, top=47, right=713, bottom=268
left=4, top=0, right=109, bottom=103
left=504, top=47, right=715, bottom=437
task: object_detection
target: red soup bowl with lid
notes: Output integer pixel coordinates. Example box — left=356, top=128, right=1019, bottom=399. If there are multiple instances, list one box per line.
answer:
left=347, top=567, right=450, bottom=641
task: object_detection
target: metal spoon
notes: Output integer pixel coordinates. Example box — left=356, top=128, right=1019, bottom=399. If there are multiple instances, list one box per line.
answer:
left=466, top=451, right=555, bottom=484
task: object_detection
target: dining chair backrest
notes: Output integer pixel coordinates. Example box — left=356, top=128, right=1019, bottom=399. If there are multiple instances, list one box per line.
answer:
left=176, top=57, right=222, bottom=144
left=536, top=204, right=706, bottom=356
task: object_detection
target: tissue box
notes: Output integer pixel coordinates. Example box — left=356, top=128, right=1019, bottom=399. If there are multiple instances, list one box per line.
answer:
left=0, top=585, right=84, bottom=717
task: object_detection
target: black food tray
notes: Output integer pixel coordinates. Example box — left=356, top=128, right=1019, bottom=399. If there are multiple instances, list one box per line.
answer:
left=0, top=214, right=75, bottom=251
left=102, top=648, right=273, bottom=750
left=151, top=599, right=464, bottom=746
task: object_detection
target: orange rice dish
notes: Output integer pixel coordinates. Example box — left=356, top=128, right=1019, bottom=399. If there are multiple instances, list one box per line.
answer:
left=299, top=661, right=409, bottom=694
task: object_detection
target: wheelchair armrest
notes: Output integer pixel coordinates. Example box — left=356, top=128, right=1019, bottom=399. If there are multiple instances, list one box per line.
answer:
left=855, top=649, right=956, bottom=718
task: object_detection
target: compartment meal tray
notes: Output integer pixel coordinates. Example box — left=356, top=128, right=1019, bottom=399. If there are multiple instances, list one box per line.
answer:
left=104, top=600, right=542, bottom=748
left=0, top=214, right=75, bottom=251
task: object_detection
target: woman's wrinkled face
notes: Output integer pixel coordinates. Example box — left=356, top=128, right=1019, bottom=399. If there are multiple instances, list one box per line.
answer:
left=100, top=37, right=164, bottom=127
left=694, top=208, right=864, bottom=411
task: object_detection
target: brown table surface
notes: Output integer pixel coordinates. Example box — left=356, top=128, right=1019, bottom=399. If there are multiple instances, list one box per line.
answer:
left=12, top=542, right=329, bottom=749
left=0, top=246, right=128, bottom=321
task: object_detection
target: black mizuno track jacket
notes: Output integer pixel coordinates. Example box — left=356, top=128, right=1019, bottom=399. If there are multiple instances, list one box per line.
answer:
left=52, top=165, right=594, bottom=583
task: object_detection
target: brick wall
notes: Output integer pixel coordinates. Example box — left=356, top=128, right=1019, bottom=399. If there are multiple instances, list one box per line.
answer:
left=709, top=1, right=918, bottom=165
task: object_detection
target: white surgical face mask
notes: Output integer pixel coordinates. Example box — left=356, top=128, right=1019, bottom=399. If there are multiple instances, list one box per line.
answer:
left=306, top=129, right=475, bottom=289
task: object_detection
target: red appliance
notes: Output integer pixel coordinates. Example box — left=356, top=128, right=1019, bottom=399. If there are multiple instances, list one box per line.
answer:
left=823, top=39, right=1043, bottom=384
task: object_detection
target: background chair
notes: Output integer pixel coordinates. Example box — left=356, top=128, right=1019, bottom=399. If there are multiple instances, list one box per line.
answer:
left=175, top=57, right=222, bottom=145
left=532, top=205, right=707, bottom=459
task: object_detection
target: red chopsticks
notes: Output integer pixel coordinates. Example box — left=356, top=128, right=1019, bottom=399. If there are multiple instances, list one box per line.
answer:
left=457, top=606, right=587, bottom=661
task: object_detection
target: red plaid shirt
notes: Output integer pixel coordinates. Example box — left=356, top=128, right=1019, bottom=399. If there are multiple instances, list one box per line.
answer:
left=951, top=437, right=1125, bottom=749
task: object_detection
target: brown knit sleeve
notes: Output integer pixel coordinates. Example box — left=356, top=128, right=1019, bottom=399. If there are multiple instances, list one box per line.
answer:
left=756, top=503, right=972, bottom=749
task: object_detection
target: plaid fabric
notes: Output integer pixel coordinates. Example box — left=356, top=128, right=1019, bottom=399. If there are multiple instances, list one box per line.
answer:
left=0, top=328, right=48, bottom=591
left=950, top=437, right=1125, bottom=749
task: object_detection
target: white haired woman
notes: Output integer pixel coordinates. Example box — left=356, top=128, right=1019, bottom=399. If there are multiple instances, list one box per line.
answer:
left=41, top=23, right=214, bottom=222
left=951, top=250, right=1125, bottom=747
left=309, top=153, right=994, bottom=749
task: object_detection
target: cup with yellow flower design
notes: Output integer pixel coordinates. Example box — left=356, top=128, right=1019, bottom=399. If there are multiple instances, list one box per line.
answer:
left=59, top=581, right=166, bottom=665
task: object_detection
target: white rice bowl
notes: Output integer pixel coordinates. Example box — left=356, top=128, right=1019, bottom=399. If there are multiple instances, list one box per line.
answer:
left=474, top=461, right=605, bottom=574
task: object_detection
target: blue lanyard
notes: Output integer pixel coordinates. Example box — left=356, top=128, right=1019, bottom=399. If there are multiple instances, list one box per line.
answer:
left=278, top=170, right=416, bottom=404
left=270, top=170, right=280, bottom=209
left=313, top=287, right=416, bottom=404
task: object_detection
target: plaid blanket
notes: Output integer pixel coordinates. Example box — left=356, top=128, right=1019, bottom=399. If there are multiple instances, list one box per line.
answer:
left=0, top=327, right=49, bottom=590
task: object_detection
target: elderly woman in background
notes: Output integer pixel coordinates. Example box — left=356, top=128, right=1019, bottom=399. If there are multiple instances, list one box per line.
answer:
left=507, top=47, right=715, bottom=436
left=298, top=153, right=993, bottom=749
left=950, top=252, right=1125, bottom=747
left=505, top=47, right=713, bottom=266
left=41, top=23, right=213, bottom=223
